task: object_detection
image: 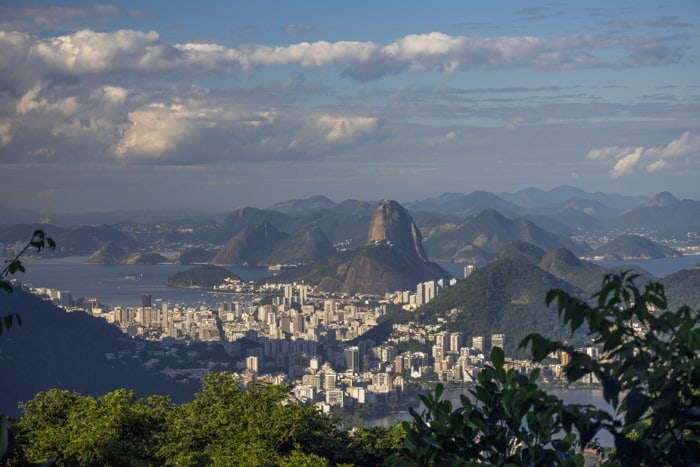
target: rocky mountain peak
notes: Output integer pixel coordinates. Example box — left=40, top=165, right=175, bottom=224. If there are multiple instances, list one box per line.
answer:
left=646, top=191, right=679, bottom=207
left=367, top=199, right=428, bottom=261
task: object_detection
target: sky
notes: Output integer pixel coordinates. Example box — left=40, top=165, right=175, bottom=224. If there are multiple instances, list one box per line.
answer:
left=1, top=1, right=699, bottom=213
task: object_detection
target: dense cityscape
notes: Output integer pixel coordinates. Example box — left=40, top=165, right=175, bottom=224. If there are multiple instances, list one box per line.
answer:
left=23, top=264, right=601, bottom=417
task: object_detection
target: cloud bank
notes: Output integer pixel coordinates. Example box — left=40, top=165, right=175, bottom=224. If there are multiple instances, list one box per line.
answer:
left=0, top=28, right=689, bottom=89
left=586, top=131, right=700, bottom=178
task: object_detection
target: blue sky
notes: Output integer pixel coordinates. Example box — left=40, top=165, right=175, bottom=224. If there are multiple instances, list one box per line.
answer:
left=1, top=1, right=699, bottom=212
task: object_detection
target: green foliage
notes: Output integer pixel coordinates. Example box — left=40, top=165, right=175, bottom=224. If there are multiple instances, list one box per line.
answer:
left=9, top=389, right=170, bottom=465
left=391, top=347, right=582, bottom=466
left=522, top=271, right=700, bottom=465
left=8, top=373, right=403, bottom=465
left=1, top=230, right=55, bottom=335
left=396, top=272, right=699, bottom=466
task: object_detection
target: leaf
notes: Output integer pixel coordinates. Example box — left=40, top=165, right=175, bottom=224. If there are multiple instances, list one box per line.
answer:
left=490, top=347, right=504, bottom=370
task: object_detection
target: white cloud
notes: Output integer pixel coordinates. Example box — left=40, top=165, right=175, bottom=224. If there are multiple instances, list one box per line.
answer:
left=91, top=85, right=131, bottom=105
left=586, top=131, right=700, bottom=178
left=115, top=102, right=204, bottom=158
left=16, top=83, right=80, bottom=115
left=0, top=28, right=688, bottom=88
left=317, top=115, right=378, bottom=144
left=609, top=147, right=644, bottom=178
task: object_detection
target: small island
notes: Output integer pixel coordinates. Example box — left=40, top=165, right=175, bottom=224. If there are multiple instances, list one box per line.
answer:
left=83, top=241, right=170, bottom=265
left=167, top=265, right=241, bottom=289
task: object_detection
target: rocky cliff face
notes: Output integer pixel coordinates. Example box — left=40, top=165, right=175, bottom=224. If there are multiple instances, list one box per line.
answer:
left=367, top=200, right=428, bottom=261
left=269, top=200, right=451, bottom=294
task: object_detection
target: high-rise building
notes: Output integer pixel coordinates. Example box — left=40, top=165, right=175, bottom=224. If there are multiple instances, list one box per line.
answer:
left=416, top=282, right=425, bottom=306
left=464, top=264, right=477, bottom=278
left=435, top=331, right=449, bottom=351
left=142, top=293, right=152, bottom=308
left=491, top=333, right=505, bottom=351
left=424, top=281, right=436, bottom=303
left=450, top=332, right=464, bottom=352
left=472, top=336, right=485, bottom=353
left=344, top=346, right=360, bottom=373
left=297, top=284, right=307, bottom=305
left=246, top=355, right=259, bottom=373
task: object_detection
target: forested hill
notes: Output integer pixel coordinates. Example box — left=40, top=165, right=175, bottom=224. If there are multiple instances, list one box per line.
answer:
left=415, top=258, right=584, bottom=357
left=0, top=291, right=197, bottom=417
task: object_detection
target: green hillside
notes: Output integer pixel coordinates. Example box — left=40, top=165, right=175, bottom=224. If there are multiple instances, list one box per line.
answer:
left=661, top=265, right=700, bottom=309
left=415, top=258, right=584, bottom=357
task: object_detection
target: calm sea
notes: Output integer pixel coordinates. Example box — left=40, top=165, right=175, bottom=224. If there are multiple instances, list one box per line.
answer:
left=17, top=256, right=697, bottom=308
left=19, top=256, right=272, bottom=308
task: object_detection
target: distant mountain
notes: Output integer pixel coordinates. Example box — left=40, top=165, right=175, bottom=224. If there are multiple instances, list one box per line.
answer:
left=406, top=191, right=520, bottom=217
left=605, top=199, right=700, bottom=233
left=260, top=227, right=337, bottom=265
left=540, top=208, right=605, bottom=234
left=62, top=224, right=139, bottom=254
left=645, top=191, right=679, bottom=207
left=554, top=198, right=620, bottom=219
left=268, top=195, right=336, bottom=213
left=0, top=223, right=67, bottom=252
left=214, top=201, right=374, bottom=250
left=499, top=186, right=646, bottom=211
left=214, top=207, right=290, bottom=244
left=212, top=222, right=288, bottom=266
left=269, top=200, right=450, bottom=295
left=83, top=241, right=170, bottom=264
left=167, top=265, right=240, bottom=288
left=425, top=209, right=583, bottom=261
left=0, top=291, right=197, bottom=417
left=415, top=258, right=583, bottom=357
left=212, top=222, right=336, bottom=267
left=279, top=200, right=375, bottom=250
left=173, top=247, right=217, bottom=265
left=594, top=235, right=682, bottom=260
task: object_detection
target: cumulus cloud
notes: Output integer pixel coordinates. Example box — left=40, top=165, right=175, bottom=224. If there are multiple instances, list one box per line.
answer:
left=0, top=28, right=689, bottom=89
left=317, top=115, right=378, bottom=144
left=586, top=131, right=700, bottom=178
left=16, top=83, right=80, bottom=115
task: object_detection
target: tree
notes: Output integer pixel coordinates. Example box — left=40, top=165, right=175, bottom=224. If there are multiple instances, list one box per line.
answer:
left=0, top=229, right=55, bottom=335
left=1, top=229, right=54, bottom=460
left=8, top=389, right=171, bottom=465
left=390, top=348, right=581, bottom=466
left=522, top=271, right=700, bottom=465
left=393, top=272, right=699, bottom=466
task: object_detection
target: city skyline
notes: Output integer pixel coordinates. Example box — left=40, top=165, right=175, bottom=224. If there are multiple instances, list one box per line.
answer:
left=1, top=1, right=699, bottom=213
